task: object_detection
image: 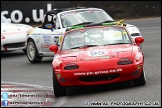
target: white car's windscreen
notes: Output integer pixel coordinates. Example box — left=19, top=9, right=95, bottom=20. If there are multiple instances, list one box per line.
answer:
left=60, top=10, right=114, bottom=28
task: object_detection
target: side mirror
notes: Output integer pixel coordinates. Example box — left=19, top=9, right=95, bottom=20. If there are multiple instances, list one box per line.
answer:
left=135, top=37, right=144, bottom=46
left=7, top=18, right=11, bottom=23
left=49, top=44, right=58, bottom=53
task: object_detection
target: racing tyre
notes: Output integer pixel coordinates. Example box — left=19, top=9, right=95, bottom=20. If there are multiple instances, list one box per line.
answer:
left=134, top=68, right=146, bottom=86
left=53, top=70, right=66, bottom=97
left=27, top=39, right=42, bottom=63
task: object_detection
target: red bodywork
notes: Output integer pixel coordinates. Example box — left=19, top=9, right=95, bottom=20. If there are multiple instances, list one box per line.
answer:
left=50, top=26, right=144, bottom=87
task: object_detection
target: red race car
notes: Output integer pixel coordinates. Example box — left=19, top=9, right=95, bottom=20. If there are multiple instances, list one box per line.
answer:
left=49, top=24, right=146, bottom=97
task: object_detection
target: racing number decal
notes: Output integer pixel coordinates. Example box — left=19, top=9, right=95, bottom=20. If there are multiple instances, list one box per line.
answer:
left=87, top=50, right=108, bottom=56
left=90, top=51, right=104, bottom=56
left=54, top=36, right=63, bottom=45
left=54, top=36, right=59, bottom=45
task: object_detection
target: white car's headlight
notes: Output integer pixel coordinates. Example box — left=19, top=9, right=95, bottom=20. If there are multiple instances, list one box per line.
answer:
left=1, top=35, right=5, bottom=39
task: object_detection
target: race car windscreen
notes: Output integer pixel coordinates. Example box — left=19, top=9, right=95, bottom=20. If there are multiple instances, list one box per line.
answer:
left=61, top=27, right=132, bottom=50
left=60, top=10, right=114, bottom=28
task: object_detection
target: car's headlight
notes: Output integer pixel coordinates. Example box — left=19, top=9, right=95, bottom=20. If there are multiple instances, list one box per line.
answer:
left=1, top=35, right=5, bottom=39
left=64, top=63, right=79, bottom=70
left=54, top=56, right=62, bottom=65
left=53, top=57, right=62, bottom=68
left=135, top=52, right=142, bottom=61
left=131, top=33, right=141, bottom=36
left=117, top=58, right=133, bottom=65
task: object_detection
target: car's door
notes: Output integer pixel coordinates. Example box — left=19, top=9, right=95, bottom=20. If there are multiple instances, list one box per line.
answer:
left=39, top=28, right=65, bottom=56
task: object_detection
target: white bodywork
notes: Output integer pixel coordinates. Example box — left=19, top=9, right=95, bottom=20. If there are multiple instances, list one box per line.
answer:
left=126, top=24, right=143, bottom=49
left=27, top=27, right=66, bottom=56
left=126, top=24, right=142, bottom=41
left=27, top=8, right=142, bottom=58
left=1, top=15, right=33, bottom=52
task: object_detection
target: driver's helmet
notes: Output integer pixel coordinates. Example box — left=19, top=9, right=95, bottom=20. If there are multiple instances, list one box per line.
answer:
left=70, top=36, right=85, bottom=46
left=89, top=34, right=103, bottom=44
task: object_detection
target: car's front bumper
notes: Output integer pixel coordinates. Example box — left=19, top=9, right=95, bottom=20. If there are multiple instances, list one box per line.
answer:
left=54, top=64, right=143, bottom=87
left=1, top=38, right=26, bottom=51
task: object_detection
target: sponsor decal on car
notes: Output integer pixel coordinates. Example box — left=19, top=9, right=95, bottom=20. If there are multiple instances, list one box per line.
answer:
left=74, top=68, right=122, bottom=76
left=85, top=55, right=110, bottom=60
left=43, top=35, right=51, bottom=44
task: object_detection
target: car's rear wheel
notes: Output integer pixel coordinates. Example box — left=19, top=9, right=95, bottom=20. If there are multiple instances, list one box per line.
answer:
left=53, top=70, right=66, bottom=97
left=134, top=67, right=146, bottom=86
left=27, top=39, right=42, bottom=63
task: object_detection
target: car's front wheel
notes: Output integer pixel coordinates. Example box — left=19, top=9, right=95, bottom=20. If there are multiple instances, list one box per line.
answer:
left=53, top=70, right=66, bottom=97
left=27, top=39, right=42, bottom=63
left=134, top=67, right=146, bottom=86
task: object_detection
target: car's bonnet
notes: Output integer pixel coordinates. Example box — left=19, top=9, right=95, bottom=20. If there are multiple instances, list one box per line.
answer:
left=60, top=44, right=134, bottom=62
left=1, top=23, right=32, bottom=32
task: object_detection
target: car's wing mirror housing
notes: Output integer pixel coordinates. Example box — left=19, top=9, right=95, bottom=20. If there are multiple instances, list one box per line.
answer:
left=135, top=37, right=144, bottom=46
left=49, top=45, right=58, bottom=53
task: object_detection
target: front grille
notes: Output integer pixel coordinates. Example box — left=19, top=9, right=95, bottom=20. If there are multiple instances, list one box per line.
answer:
left=79, top=74, right=120, bottom=82
left=3, top=42, right=25, bottom=48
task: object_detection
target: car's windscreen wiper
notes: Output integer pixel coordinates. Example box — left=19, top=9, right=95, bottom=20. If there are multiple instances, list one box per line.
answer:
left=72, top=22, right=94, bottom=26
left=70, top=44, right=98, bottom=49
left=101, top=20, right=115, bottom=23
left=103, top=43, right=131, bottom=45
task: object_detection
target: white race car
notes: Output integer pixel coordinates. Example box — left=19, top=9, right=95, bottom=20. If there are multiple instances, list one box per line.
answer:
left=26, top=7, right=143, bottom=63
left=1, top=15, right=33, bottom=53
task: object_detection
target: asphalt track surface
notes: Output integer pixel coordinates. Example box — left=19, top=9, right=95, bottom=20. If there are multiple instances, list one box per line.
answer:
left=1, top=17, right=161, bottom=107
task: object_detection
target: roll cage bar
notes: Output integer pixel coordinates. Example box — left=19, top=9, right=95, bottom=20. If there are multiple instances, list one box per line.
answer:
left=42, top=7, right=87, bottom=28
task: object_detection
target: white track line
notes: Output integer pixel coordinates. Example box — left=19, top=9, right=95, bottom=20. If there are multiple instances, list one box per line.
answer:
left=1, top=81, right=53, bottom=90
left=52, top=97, right=69, bottom=107
left=1, top=81, right=68, bottom=107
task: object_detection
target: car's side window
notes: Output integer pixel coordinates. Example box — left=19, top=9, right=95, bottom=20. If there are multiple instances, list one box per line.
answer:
left=55, top=17, right=60, bottom=29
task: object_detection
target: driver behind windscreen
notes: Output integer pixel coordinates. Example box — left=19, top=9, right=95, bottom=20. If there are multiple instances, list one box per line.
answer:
left=70, top=36, right=85, bottom=47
